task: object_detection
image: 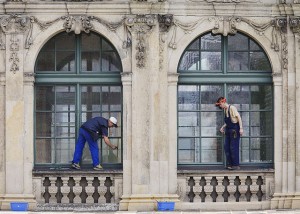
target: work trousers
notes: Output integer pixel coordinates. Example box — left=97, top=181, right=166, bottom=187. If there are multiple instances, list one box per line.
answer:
left=224, top=129, right=240, bottom=166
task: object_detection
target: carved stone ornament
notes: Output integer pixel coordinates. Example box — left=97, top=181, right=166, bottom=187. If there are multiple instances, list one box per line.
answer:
left=186, top=0, right=261, bottom=2
left=62, top=15, right=93, bottom=34
left=125, top=15, right=156, bottom=68
left=0, top=14, right=61, bottom=49
left=158, top=14, right=173, bottom=32
left=290, top=17, right=300, bottom=34
left=209, top=16, right=241, bottom=36
left=9, top=34, right=19, bottom=74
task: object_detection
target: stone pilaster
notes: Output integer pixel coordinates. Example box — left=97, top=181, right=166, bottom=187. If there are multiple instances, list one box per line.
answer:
left=119, top=14, right=179, bottom=211
left=0, top=15, right=36, bottom=210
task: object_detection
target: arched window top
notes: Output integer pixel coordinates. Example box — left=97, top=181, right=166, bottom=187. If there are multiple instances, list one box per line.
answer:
left=178, top=32, right=271, bottom=73
left=35, top=31, right=122, bottom=73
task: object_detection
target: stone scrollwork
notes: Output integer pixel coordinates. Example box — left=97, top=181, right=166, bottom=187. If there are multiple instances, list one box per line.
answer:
left=125, top=15, right=156, bottom=68
left=0, top=14, right=61, bottom=49
left=9, top=34, right=19, bottom=73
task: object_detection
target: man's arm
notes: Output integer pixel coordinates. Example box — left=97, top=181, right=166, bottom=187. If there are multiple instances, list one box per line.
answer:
left=236, top=113, right=243, bottom=135
left=103, top=136, right=118, bottom=149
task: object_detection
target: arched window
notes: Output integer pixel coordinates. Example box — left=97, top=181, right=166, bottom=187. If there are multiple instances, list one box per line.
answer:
left=34, top=32, right=122, bottom=168
left=178, top=32, right=273, bottom=167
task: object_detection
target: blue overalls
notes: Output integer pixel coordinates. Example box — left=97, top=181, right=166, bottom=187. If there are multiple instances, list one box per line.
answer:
left=224, top=105, right=240, bottom=167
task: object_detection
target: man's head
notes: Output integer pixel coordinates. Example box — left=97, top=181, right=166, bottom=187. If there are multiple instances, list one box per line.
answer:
left=108, top=117, right=118, bottom=128
left=215, top=97, right=227, bottom=109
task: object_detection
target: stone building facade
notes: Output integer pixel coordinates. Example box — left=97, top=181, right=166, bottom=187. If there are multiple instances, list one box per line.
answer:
left=0, top=0, right=299, bottom=212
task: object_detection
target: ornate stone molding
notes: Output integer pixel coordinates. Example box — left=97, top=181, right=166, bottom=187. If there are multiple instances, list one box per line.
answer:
left=125, top=15, right=156, bottom=68
left=159, top=15, right=173, bottom=70
left=0, top=14, right=61, bottom=49
left=187, top=0, right=261, bottom=2
left=290, top=17, right=300, bottom=35
left=209, top=16, right=241, bottom=36
left=62, top=15, right=93, bottom=34
left=9, top=34, right=19, bottom=74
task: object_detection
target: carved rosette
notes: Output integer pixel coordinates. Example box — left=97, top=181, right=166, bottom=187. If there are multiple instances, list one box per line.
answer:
left=125, top=15, right=156, bottom=68
left=62, top=15, right=93, bottom=35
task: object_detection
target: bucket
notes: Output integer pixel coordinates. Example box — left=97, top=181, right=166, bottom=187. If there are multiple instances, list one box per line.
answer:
left=157, top=201, right=175, bottom=211
left=10, top=202, right=28, bottom=211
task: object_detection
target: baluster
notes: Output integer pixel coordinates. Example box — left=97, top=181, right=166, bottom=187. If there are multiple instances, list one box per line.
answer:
left=61, top=177, right=70, bottom=203
left=239, top=176, right=247, bottom=202
left=193, top=177, right=202, bottom=202
left=203, top=176, right=213, bottom=202
left=99, top=177, right=107, bottom=203
left=48, top=177, right=58, bottom=204
left=227, top=176, right=236, bottom=202
left=215, top=176, right=224, bottom=202
left=250, top=176, right=259, bottom=201
left=73, top=177, right=82, bottom=203
left=86, top=177, right=95, bottom=203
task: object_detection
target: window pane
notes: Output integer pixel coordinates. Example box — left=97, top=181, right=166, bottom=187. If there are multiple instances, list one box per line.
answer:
left=240, top=138, right=250, bottom=162
left=179, top=51, right=199, bottom=71
left=228, top=52, right=248, bottom=71
left=250, top=112, right=272, bottom=136
left=201, top=138, right=222, bottom=163
left=55, top=138, right=75, bottom=164
left=178, top=138, right=197, bottom=163
left=81, top=52, right=100, bottom=72
left=35, top=52, right=55, bottom=71
left=56, top=51, right=75, bottom=72
left=250, top=40, right=261, bottom=51
left=101, top=138, right=121, bottom=163
left=228, top=33, right=248, bottom=51
left=227, top=85, right=250, bottom=111
left=56, top=33, right=75, bottom=51
left=56, top=86, right=76, bottom=111
left=201, top=34, right=221, bottom=51
left=201, top=85, right=223, bottom=110
left=187, top=38, right=200, bottom=50
left=250, top=138, right=272, bottom=162
left=81, top=86, right=101, bottom=111
left=251, top=85, right=272, bottom=110
left=178, top=112, right=199, bottom=127
left=82, top=33, right=100, bottom=51
left=36, top=112, right=54, bottom=137
left=36, top=86, right=54, bottom=111
left=201, top=112, right=222, bottom=136
left=250, top=52, right=271, bottom=71
left=35, top=139, right=52, bottom=163
left=178, top=85, right=200, bottom=111
left=201, top=52, right=221, bottom=70
left=102, top=52, right=122, bottom=72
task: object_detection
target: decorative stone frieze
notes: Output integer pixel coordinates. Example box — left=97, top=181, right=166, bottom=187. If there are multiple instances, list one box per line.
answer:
left=187, top=0, right=262, bottom=2
left=125, top=15, right=156, bottom=68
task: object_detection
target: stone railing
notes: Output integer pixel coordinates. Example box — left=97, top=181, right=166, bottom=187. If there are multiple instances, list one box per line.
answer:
left=177, top=169, right=274, bottom=209
left=32, top=170, right=123, bottom=211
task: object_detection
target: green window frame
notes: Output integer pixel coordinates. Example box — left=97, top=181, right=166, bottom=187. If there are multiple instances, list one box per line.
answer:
left=34, top=31, right=122, bottom=169
left=178, top=32, right=273, bottom=168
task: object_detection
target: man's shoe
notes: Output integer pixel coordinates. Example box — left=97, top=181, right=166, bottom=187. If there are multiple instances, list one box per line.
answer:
left=232, top=166, right=240, bottom=170
left=226, top=166, right=233, bottom=170
left=93, top=164, right=103, bottom=170
left=71, top=162, right=80, bottom=170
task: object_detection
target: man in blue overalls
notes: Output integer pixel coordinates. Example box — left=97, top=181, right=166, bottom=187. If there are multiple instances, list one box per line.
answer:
left=71, top=116, right=118, bottom=170
left=215, top=97, right=243, bottom=170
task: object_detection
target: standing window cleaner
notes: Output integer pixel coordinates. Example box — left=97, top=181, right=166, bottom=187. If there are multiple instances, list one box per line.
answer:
left=215, top=97, right=243, bottom=170
left=71, top=116, right=118, bottom=170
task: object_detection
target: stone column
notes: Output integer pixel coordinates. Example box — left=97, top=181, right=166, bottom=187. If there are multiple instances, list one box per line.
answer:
left=0, top=47, right=5, bottom=208
left=0, top=14, right=36, bottom=210
left=119, top=14, right=178, bottom=211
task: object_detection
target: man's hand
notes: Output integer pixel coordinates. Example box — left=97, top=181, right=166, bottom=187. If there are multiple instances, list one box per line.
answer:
left=220, top=126, right=225, bottom=134
left=111, top=145, right=118, bottom=150
left=239, top=128, right=244, bottom=136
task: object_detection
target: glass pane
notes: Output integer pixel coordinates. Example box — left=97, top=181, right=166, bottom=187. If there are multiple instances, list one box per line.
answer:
left=55, top=138, right=75, bottom=164
left=201, top=85, right=223, bottom=110
left=81, top=52, right=100, bottom=72
left=102, top=39, right=114, bottom=51
left=250, top=40, right=261, bottom=51
left=240, top=112, right=249, bottom=136
left=36, top=112, right=54, bottom=137
left=201, top=34, right=221, bottom=51
left=102, top=138, right=122, bottom=163
left=251, top=85, right=272, bottom=110
left=35, top=52, right=55, bottom=71
left=178, top=112, right=199, bottom=127
left=41, top=38, right=55, bottom=51
left=179, top=51, right=199, bottom=71
left=227, top=85, right=250, bottom=111
left=187, top=39, right=200, bottom=50
left=36, top=86, right=54, bottom=111
left=56, top=86, right=76, bottom=111
left=201, top=112, right=222, bottom=136
left=228, top=52, right=248, bottom=71
left=201, top=52, right=221, bottom=70
left=250, top=112, right=272, bottom=136
left=201, top=138, right=222, bottom=163
left=250, top=138, right=272, bottom=162
left=178, top=85, right=200, bottom=111
left=55, top=112, right=75, bottom=125
left=250, top=52, right=271, bottom=71
left=178, top=138, right=196, bottom=163
left=56, top=51, right=75, bottom=72
left=55, top=33, right=75, bottom=51
left=102, top=86, right=122, bottom=111
left=55, top=126, right=75, bottom=138
left=240, top=138, right=250, bottom=162
left=82, top=33, right=100, bottom=51
left=81, top=86, right=101, bottom=111
left=228, top=33, right=248, bottom=51
left=102, top=52, right=122, bottom=72
left=35, top=139, right=52, bottom=163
